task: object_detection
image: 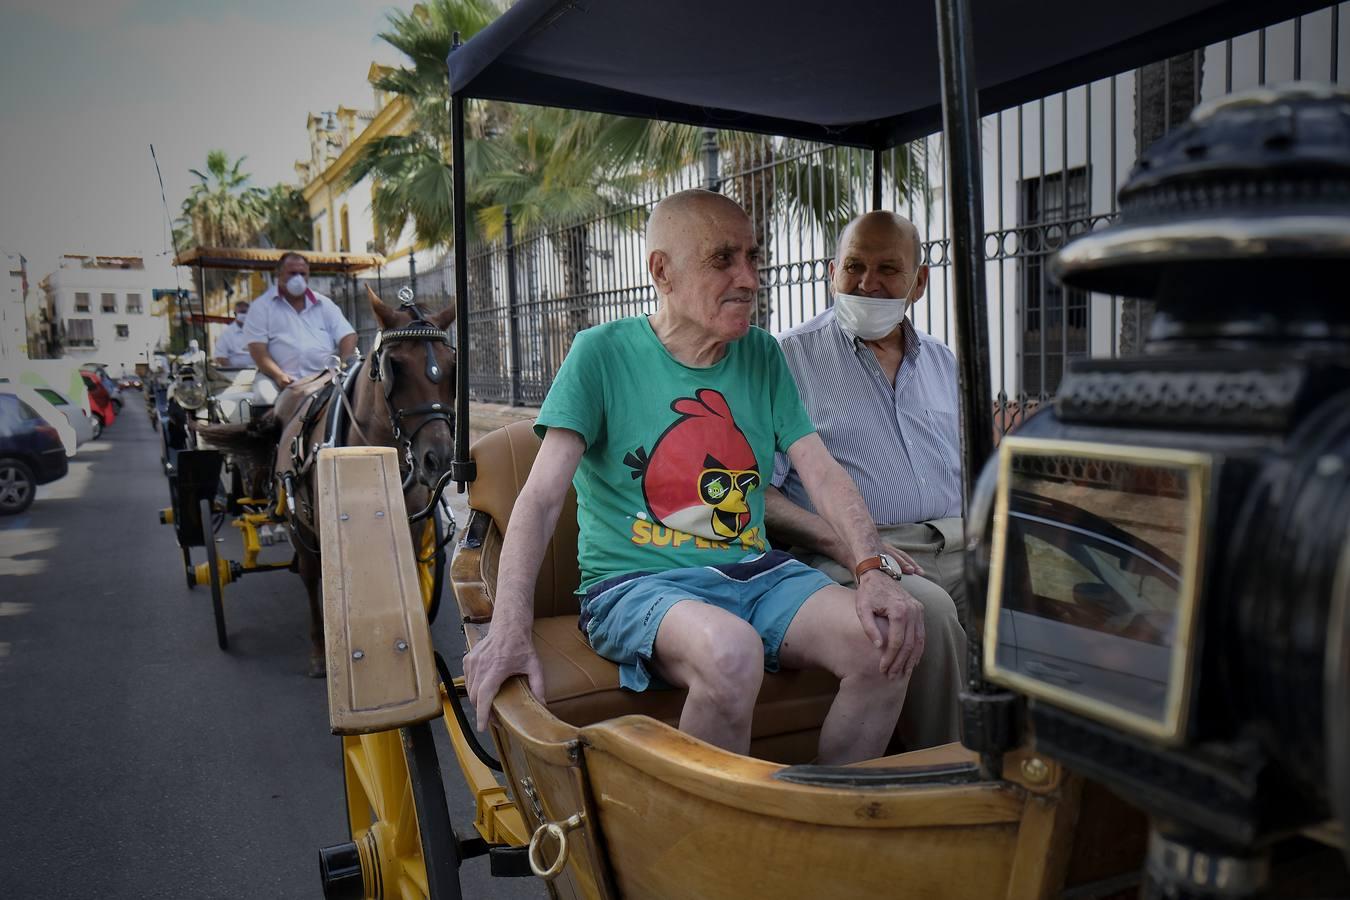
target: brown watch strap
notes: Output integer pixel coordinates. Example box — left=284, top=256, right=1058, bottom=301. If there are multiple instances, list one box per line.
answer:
left=854, top=555, right=884, bottom=580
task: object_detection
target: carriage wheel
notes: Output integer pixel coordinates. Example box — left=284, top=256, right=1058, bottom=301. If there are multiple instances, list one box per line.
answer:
left=416, top=514, right=446, bottom=625
left=325, top=724, right=461, bottom=900
left=200, top=497, right=228, bottom=651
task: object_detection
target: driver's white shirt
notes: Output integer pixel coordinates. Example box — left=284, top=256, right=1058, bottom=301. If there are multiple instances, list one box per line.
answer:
left=213, top=321, right=255, bottom=368
left=242, top=286, right=355, bottom=378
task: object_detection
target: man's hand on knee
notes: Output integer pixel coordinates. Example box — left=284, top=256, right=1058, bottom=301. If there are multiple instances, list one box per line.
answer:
left=854, top=574, right=926, bottom=679
left=463, top=628, right=546, bottom=732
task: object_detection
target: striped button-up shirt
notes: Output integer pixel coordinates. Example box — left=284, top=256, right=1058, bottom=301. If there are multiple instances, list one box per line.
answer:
left=772, top=309, right=962, bottom=525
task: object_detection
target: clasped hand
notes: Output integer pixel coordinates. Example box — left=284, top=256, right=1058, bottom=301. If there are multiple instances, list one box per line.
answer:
left=854, top=573, right=926, bottom=679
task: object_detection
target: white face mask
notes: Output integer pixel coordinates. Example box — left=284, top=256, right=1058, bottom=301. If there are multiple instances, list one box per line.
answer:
left=234, top=313, right=246, bottom=325
left=832, top=272, right=923, bottom=341
left=284, top=274, right=308, bottom=298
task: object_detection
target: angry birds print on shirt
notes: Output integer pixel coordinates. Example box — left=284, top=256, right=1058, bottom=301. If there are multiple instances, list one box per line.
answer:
left=623, top=389, right=762, bottom=542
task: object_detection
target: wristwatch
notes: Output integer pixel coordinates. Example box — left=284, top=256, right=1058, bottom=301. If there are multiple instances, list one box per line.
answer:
left=855, top=553, right=903, bottom=582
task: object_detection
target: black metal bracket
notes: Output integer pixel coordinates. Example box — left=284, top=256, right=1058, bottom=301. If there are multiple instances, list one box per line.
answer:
left=450, top=458, right=476, bottom=488
left=960, top=689, right=1023, bottom=776
left=488, top=845, right=533, bottom=878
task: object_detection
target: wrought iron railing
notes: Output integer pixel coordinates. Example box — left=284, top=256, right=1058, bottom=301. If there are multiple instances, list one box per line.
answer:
left=370, top=5, right=1346, bottom=430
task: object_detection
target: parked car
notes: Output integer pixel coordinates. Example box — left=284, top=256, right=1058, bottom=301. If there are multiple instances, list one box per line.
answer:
left=995, top=489, right=1182, bottom=723
left=0, top=383, right=78, bottom=454
left=117, top=374, right=142, bottom=391
left=0, top=391, right=69, bottom=515
left=0, top=378, right=92, bottom=446
left=81, top=364, right=124, bottom=411
left=80, top=371, right=117, bottom=438
left=6, top=361, right=92, bottom=420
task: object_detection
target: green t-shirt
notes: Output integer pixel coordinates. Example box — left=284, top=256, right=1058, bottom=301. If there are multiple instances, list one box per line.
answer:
left=535, top=316, right=816, bottom=592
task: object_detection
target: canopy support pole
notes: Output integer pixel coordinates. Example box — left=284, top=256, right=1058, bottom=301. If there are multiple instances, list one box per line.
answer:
left=450, top=36, right=475, bottom=489
left=934, top=0, right=1018, bottom=777
left=871, top=149, right=883, bottom=210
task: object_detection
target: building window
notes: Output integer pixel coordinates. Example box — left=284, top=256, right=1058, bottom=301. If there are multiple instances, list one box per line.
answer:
left=1019, top=166, right=1090, bottom=397
left=314, top=225, right=324, bottom=252
left=101, top=292, right=117, bottom=313
left=75, top=292, right=90, bottom=312
left=115, top=324, right=130, bottom=339
left=126, top=293, right=142, bottom=313
left=67, top=318, right=95, bottom=347
left=340, top=205, right=351, bottom=252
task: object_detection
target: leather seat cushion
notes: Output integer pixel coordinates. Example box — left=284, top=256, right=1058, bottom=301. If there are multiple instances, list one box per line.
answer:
left=533, top=616, right=839, bottom=739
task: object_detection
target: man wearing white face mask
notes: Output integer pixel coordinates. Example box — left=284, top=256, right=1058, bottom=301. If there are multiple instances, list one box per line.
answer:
left=243, top=252, right=357, bottom=405
left=766, top=211, right=965, bottom=750
left=213, top=300, right=255, bottom=368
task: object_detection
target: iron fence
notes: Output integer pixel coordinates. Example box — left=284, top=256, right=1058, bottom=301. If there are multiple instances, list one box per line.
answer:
left=373, top=5, right=1346, bottom=429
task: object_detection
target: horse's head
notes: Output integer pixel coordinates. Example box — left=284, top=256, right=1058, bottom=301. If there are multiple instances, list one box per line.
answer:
left=367, top=286, right=457, bottom=490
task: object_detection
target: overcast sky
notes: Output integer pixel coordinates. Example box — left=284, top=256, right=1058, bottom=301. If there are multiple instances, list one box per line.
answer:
left=0, top=0, right=408, bottom=284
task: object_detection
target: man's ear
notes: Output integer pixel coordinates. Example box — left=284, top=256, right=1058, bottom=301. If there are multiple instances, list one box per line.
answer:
left=649, top=250, right=674, bottom=295
left=912, top=266, right=931, bottom=304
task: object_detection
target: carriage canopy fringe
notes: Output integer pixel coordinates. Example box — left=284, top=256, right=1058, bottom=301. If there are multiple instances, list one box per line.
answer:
left=448, top=0, right=1333, bottom=151
left=172, top=247, right=385, bottom=274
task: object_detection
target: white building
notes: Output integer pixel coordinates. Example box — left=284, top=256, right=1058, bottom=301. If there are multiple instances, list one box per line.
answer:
left=43, top=255, right=169, bottom=376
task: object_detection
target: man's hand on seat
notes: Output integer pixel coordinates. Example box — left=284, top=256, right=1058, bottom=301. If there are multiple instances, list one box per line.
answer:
left=463, top=626, right=546, bottom=732
left=854, top=572, right=926, bottom=679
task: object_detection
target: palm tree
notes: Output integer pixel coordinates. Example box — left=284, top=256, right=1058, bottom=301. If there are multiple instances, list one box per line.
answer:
left=344, top=0, right=501, bottom=251
left=177, top=150, right=265, bottom=249
left=258, top=183, right=312, bottom=250
left=176, top=150, right=267, bottom=313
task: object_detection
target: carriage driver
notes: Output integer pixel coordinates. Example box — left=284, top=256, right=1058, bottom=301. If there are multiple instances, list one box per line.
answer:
left=765, top=211, right=967, bottom=750
left=213, top=300, right=255, bottom=369
left=243, top=252, right=357, bottom=405
left=465, top=189, right=929, bottom=765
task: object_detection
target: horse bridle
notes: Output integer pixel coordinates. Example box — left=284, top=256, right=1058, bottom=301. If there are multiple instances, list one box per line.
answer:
left=367, top=288, right=455, bottom=486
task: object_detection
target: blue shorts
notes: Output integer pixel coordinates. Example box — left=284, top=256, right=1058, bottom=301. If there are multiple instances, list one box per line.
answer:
left=579, top=550, right=836, bottom=692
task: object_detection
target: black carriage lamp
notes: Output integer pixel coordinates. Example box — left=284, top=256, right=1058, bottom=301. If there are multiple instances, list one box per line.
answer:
left=969, top=83, right=1350, bottom=899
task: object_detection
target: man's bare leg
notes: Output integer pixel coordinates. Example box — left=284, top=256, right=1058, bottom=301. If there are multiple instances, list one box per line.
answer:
left=650, top=599, right=765, bottom=755
left=779, top=585, right=909, bottom=764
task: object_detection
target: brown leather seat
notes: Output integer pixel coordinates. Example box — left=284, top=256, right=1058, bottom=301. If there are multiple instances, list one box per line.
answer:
left=458, top=420, right=839, bottom=760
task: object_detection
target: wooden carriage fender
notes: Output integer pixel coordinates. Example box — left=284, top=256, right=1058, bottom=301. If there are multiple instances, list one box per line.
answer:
left=316, top=446, right=441, bottom=734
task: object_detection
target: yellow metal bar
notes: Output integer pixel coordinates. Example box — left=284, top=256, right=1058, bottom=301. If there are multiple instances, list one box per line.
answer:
left=439, top=680, right=528, bottom=846
left=231, top=512, right=269, bottom=569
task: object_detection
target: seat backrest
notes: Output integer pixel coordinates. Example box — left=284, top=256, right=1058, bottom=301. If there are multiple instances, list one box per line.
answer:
left=467, top=419, right=582, bottom=618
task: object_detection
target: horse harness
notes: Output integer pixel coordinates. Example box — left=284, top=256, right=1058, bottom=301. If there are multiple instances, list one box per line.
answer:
left=367, top=300, right=455, bottom=488
left=280, top=297, right=453, bottom=539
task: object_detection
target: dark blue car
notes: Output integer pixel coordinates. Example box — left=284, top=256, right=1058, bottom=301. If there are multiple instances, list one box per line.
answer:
left=0, top=391, right=69, bottom=515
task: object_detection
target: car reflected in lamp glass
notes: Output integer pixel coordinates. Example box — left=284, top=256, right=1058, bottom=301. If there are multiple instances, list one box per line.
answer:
left=988, top=444, right=1209, bottom=738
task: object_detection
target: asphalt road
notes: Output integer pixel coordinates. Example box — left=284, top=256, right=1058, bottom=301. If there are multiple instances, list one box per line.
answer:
left=0, top=397, right=543, bottom=899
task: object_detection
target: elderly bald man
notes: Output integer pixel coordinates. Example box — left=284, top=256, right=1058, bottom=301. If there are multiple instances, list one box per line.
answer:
left=464, top=190, right=925, bottom=764
left=766, top=210, right=967, bottom=750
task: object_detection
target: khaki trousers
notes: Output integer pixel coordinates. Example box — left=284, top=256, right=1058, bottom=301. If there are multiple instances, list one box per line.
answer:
left=795, top=518, right=968, bottom=751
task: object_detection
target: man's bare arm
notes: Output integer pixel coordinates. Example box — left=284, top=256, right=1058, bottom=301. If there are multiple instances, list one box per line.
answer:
left=248, top=343, right=292, bottom=387
left=764, top=484, right=923, bottom=575
left=337, top=333, right=357, bottom=360
left=787, top=433, right=925, bottom=677
left=462, top=426, right=586, bottom=729
left=763, top=485, right=848, bottom=566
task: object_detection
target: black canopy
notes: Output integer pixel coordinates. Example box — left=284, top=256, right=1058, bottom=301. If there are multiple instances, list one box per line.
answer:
left=449, top=0, right=1331, bottom=150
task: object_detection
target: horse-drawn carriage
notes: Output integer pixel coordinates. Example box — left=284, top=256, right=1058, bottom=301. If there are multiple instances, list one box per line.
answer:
left=310, top=1, right=1350, bottom=898
left=157, top=248, right=460, bottom=662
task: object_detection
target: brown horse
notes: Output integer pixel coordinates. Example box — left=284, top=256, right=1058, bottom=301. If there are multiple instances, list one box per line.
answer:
left=199, top=287, right=457, bottom=676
